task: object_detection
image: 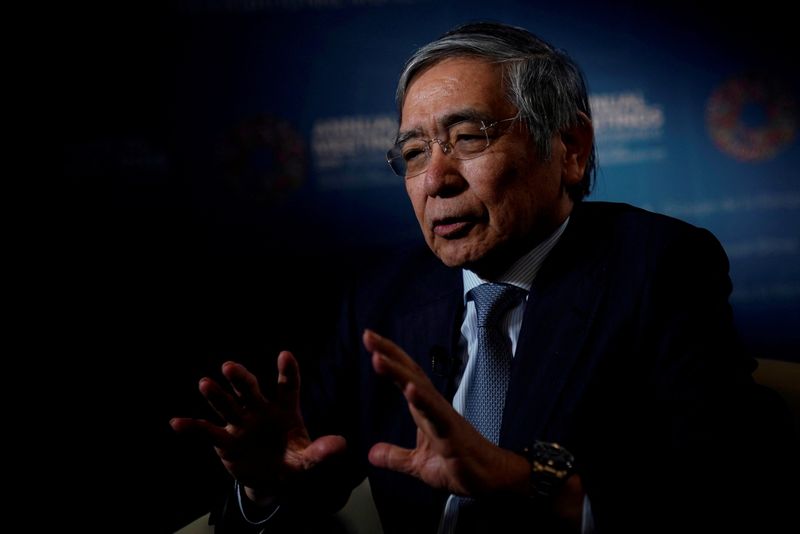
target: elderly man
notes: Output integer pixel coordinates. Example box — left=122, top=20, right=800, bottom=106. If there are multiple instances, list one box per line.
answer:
left=172, top=22, right=795, bottom=534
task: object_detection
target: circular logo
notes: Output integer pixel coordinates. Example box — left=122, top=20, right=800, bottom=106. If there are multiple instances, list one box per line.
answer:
left=706, top=76, right=796, bottom=162
left=217, top=114, right=307, bottom=201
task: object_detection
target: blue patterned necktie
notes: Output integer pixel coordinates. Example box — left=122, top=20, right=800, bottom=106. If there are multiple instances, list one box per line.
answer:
left=463, top=282, right=525, bottom=444
left=440, top=282, right=525, bottom=534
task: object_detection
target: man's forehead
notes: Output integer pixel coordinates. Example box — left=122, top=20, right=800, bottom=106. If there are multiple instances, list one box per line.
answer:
left=398, top=58, right=510, bottom=132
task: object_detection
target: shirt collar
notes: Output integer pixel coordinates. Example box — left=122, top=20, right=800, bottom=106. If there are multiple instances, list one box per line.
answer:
left=462, top=216, right=570, bottom=302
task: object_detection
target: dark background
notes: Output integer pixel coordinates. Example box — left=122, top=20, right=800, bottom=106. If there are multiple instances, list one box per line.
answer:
left=59, top=1, right=797, bottom=531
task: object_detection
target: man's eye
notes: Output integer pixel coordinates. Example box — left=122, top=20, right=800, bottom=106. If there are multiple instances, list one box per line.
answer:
left=402, top=147, right=425, bottom=162
left=454, top=133, right=487, bottom=149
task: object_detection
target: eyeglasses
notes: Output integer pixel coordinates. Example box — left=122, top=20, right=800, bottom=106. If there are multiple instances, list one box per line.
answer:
left=386, top=115, right=520, bottom=178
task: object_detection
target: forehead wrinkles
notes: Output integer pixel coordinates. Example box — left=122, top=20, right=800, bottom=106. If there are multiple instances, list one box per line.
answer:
left=409, top=76, right=460, bottom=105
left=400, top=58, right=507, bottom=133
left=400, top=77, right=461, bottom=134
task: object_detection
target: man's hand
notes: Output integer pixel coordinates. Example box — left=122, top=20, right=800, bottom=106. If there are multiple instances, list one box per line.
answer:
left=363, top=329, right=530, bottom=498
left=364, top=330, right=585, bottom=530
left=170, top=351, right=346, bottom=504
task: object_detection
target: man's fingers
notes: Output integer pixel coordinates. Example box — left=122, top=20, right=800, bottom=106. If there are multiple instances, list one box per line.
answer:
left=371, top=350, right=416, bottom=389
left=169, top=417, right=202, bottom=434
left=304, top=435, right=348, bottom=468
left=276, top=351, right=301, bottom=409
left=368, top=442, right=415, bottom=474
left=365, top=329, right=423, bottom=387
left=199, top=377, right=244, bottom=425
left=365, top=329, right=454, bottom=438
left=363, top=330, right=419, bottom=368
left=169, top=417, right=237, bottom=450
left=222, top=361, right=265, bottom=408
left=404, top=381, right=454, bottom=439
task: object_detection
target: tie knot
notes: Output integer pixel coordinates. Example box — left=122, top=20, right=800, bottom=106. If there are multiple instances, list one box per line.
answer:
left=469, top=283, right=525, bottom=328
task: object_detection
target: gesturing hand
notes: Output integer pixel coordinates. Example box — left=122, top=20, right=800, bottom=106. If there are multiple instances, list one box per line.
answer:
left=363, top=330, right=529, bottom=498
left=170, top=351, right=347, bottom=502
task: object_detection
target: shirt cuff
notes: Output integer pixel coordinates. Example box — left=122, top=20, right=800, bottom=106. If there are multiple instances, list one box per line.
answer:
left=235, top=480, right=281, bottom=526
left=581, top=493, right=595, bottom=534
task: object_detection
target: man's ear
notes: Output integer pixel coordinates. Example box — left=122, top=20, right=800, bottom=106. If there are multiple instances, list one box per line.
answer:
left=559, top=111, right=593, bottom=187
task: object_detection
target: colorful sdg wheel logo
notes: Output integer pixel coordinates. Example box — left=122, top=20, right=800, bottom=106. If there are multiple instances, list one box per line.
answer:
left=706, top=76, right=797, bottom=162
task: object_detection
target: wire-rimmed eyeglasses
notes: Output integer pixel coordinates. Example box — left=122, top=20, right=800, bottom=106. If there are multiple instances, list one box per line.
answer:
left=386, top=115, right=520, bottom=178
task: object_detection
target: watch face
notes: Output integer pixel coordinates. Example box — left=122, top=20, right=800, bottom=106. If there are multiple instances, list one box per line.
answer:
left=528, top=441, right=575, bottom=498
left=532, top=442, right=574, bottom=475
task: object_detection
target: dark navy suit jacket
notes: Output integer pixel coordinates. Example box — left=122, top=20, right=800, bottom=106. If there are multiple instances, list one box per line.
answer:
left=220, top=202, right=797, bottom=533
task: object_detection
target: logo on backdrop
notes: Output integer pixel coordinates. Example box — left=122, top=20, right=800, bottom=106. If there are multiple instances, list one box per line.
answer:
left=706, top=76, right=797, bottom=162
left=311, top=114, right=397, bottom=189
left=590, top=92, right=666, bottom=166
left=217, top=115, right=307, bottom=201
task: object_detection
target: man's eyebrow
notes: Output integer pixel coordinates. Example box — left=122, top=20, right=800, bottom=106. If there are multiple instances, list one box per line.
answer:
left=395, top=128, right=423, bottom=146
left=441, top=110, right=491, bottom=127
left=395, top=109, right=492, bottom=145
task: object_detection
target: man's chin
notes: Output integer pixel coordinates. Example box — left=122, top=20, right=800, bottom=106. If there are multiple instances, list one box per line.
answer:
left=432, top=244, right=487, bottom=272
left=431, top=246, right=474, bottom=270
left=433, top=243, right=517, bottom=280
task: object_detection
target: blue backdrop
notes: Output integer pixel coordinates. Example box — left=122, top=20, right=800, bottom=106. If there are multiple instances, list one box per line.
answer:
left=162, top=0, right=799, bottom=360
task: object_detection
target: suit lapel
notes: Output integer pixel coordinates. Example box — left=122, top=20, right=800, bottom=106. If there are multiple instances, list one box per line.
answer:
left=501, top=208, right=609, bottom=447
left=390, top=260, right=464, bottom=400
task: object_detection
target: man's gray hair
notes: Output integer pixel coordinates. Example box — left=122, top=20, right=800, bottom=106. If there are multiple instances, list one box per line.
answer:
left=395, top=21, right=596, bottom=200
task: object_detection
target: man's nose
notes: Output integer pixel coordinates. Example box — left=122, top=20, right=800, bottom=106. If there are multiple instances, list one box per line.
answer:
left=424, top=143, right=465, bottom=197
